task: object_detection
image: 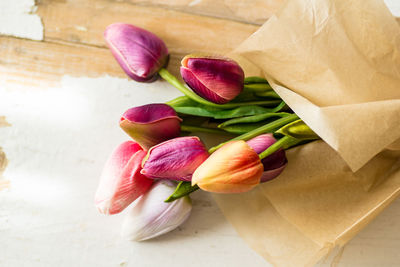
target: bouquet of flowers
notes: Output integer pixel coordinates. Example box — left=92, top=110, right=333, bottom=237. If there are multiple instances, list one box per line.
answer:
left=93, top=1, right=400, bottom=265
left=94, top=23, right=319, bottom=240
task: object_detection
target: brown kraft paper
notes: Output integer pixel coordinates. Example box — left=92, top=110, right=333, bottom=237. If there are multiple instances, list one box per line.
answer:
left=214, top=0, right=400, bottom=266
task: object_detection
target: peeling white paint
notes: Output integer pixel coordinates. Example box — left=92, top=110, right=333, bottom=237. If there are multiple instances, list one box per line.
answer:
left=0, top=0, right=43, bottom=41
left=0, top=75, right=268, bottom=267
left=74, top=25, right=88, bottom=32
left=189, top=0, right=202, bottom=7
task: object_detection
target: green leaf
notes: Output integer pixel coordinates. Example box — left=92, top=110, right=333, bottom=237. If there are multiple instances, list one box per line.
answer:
left=243, top=83, right=272, bottom=92
left=170, top=96, right=285, bottom=119
left=211, top=106, right=281, bottom=119
left=219, top=122, right=272, bottom=134
left=244, top=76, right=269, bottom=84
left=208, top=113, right=299, bottom=153
left=180, top=124, right=232, bottom=135
left=218, top=112, right=291, bottom=128
left=165, top=182, right=199, bottom=202
left=276, top=119, right=319, bottom=140
left=255, top=90, right=281, bottom=99
left=231, top=88, right=262, bottom=102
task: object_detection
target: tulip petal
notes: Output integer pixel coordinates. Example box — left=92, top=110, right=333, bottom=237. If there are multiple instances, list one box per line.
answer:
left=247, top=134, right=288, bottom=182
left=120, top=104, right=182, bottom=150
left=95, top=141, right=153, bottom=215
left=104, top=23, right=169, bottom=82
left=122, top=103, right=180, bottom=124
left=121, top=180, right=192, bottom=241
left=180, top=66, right=227, bottom=104
left=180, top=55, right=244, bottom=104
left=246, top=133, right=276, bottom=154
left=192, top=140, right=263, bottom=193
left=260, top=163, right=287, bottom=183
left=141, top=136, right=209, bottom=181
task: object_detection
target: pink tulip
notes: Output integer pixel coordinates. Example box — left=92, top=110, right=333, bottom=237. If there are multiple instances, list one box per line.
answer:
left=120, top=104, right=182, bottom=150
left=247, top=134, right=287, bottom=182
left=180, top=54, right=244, bottom=104
left=104, top=23, right=169, bottom=82
left=141, top=136, right=209, bottom=181
left=95, top=141, right=153, bottom=215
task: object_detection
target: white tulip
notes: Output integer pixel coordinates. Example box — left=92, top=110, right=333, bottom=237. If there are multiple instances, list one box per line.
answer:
left=121, top=180, right=192, bottom=241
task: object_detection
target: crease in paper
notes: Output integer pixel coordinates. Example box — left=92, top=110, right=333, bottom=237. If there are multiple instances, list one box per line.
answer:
left=217, top=0, right=400, bottom=266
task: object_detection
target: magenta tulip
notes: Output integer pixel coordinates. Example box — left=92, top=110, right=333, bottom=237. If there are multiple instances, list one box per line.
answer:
left=247, top=134, right=287, bottom=182
left=180, top=54, right=244, bottom=104
left=95, top=141, right=153, bottom=215
left=141, top=136, right=209, bottom=181
left=120, top=104, right=182, bottom=150
left=104, top=23, right=169, bottom=82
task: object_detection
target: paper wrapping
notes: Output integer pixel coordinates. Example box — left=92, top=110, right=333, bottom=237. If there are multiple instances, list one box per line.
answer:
left=214, top=0, right=400, bottom=266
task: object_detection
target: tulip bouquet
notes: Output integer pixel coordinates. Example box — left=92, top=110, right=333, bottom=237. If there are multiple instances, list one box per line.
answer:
left=95, top=23, right=319, bottom=241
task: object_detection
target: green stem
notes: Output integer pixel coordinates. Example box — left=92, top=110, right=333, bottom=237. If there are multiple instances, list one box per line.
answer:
left=208, top=113, right=299, bottom=153
left=256, top=90, right=281, bottom=99
left=159, top=68, right=279, bottom=109
left=244, top=83, right=272, bottom=92
left=165, top=182, right=199, bottom=203
left=166, top=115, right=299, bottom=202
left=244, top=76, right=268, bottom=84
left=165, top=96, right=186, bottom=106
left=258, top=135, right=292, bottom=159
left=181, top=125, right=231, bottom=135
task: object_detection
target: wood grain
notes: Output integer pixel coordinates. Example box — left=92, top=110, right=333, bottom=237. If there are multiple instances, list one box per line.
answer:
left=37, top=0, right=258, bottom=54
left=0, top=36, right=187, bottom=85
left=117, top=0, right=285, bottom=25
left=1, top=0, right=399, bottom=85
left=2, top=0, right=260, bottom=84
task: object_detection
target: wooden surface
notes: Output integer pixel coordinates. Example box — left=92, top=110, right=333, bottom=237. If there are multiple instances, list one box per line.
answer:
left=1, top=0, right=399, bottom=84
left=1, top=1, right=400, bottom=267
left=1, top=0, right=264, bottom=85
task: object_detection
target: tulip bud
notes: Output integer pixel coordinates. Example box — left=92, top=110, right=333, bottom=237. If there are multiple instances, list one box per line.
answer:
left=247, top=134, right=288, bottom=182
left=104, top=23, right=169, bottom=82
left=192, top=140, right=263, bottom=193
left=120, top=104, right=182, bottom=150
left=121, top=180, right=192, bottom=241
left=180, top=54, right=244, bottom=104
left=95, top=141, right=153, bottom=215
left=141, top=136, right=209, bottom=181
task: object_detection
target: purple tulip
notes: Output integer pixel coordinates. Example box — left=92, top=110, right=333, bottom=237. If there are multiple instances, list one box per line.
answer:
left=180, top=54, right=244, bottom=104
left=120, top=104, right=182, bottom=150
left=104, top=23, right=169, bottom=82
left=141, top=136, right=209, bottom=181
left=247, top=134, right=287, bottom=182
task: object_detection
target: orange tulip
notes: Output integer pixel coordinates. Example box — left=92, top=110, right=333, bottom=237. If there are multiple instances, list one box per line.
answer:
left=192, top=140, right=263, bottom=193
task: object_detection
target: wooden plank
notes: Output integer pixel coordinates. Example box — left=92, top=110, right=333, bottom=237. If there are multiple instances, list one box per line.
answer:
left=2, top=0, right=398, bottom=86
left=0, top=36, right=183, bottom=85
left=115, top=0, right=284, bottom=25
left=37, top=0, right=258, bottom=55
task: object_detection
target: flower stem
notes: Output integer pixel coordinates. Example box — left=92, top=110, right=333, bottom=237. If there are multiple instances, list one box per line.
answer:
left=258, top=135, right=293, bottom=159
left=208, top=113, right=299, bottom=153
left=181, top=125, right=232, bottom=135
left=244, top=76, right=269, bottom=84
left=165, top=182, right=199, bottom=203
left=159, top=68, right=280, bottom=109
